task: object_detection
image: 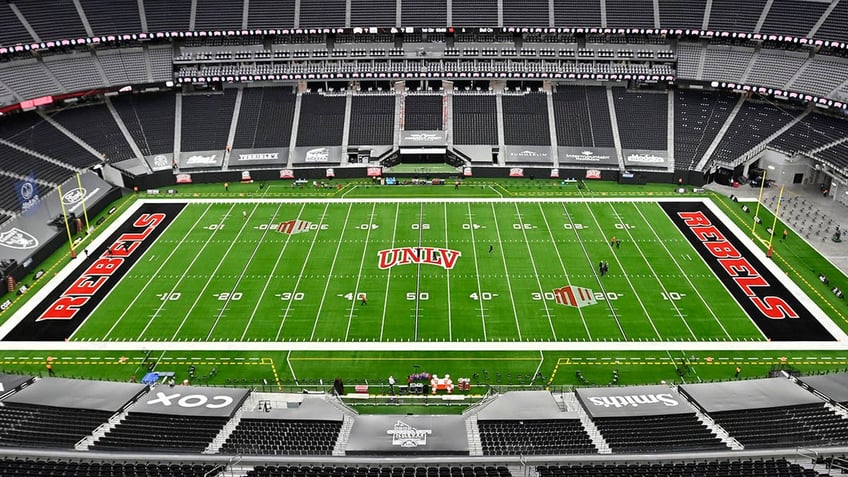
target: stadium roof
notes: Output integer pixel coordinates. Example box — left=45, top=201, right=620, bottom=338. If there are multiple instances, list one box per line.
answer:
left=477, top=390, right=574, bottom=420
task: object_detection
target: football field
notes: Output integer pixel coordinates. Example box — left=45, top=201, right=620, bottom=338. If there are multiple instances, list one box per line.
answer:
left=13, top=196, right=825, bottom=346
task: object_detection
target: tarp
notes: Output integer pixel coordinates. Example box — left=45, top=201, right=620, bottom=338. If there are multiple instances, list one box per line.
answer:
left=0, top=373, right=34, bottom=394
left=680, top=378, right=823, bottom=413
left=0, top=172, right=114, bottom=264
left=129, top=385, right=249, bottom=418
left=228, top=148, right=288, bottom=167
left=452, top=145, right=492, bottom=163
left=291, top=146, right=343, bottom=164
left=558, top=147, right=619, bottom=166
left=345, top=414, right=468, bottom=455
left=400, top=130, right=447, bottom=147
left=623, top=149, right=669, bottom=168
left=576, top=385, right=693, bottom=418
left=800, top=373, right=848, bottom=403
left=178, top=150, right=224, bottom=169
left=240, top=396, right=344, bottom=421
left=3, top=377, right=147, bottom=412
left=477, top=391, right=575, bottom=420
left=503, top=146, right=553, bottom=164
left=111, top=159, right=150, bottom=176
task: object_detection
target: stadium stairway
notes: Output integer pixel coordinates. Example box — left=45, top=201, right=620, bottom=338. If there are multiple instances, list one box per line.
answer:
left=465, top=414, right=484, bottom=456
left=682, top=393, right=743, bottom=450
left=76, top=404, right=133, bottom=451
left=695, top=94, right=746, bottom=171
left=332, top=414, right=355, bottom=456
left=561, top=392, right=610, bottom=454
left=204, top=402, right=247, bottom=454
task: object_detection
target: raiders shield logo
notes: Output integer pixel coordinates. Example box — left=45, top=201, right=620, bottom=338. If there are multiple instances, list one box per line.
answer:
left=0, top=227, right=38, bottom=250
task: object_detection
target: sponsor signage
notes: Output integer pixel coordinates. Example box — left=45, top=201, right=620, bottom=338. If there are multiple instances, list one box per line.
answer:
left=276, top=219, right=327, bottom=235
left=660, top=202, right=834, bottom=341
left=558, top=147, right=619, bottom=166
left=0, top=173, right=111, bottom=263
left=345, top=415, right=469, bottom=455
left=400, top=130, right=447, bottom=147
left=228, top=148, right=287, bottom=167
left=388, top=420, right=432, bottom=447
left=4, top=203, right=185, bottom=341
left=503, top=146, right=553, bottom=164
left=509, top=168, right=524, bottom=177
left=585, top=169, right=602, bottom=179
left=144, top=153, right=174, bottom=172
left=178, top=150, right=224, bottom=169
left=280, top=169, right=295, bottom=179
left=378, top=247, right=461, bottom=270
left=623, top=149, right=668, bottom=168
left=291, top=146, right=343, bottom=164
left=131, top=385, right=249, bottom=417
left=15, top=175, right=39, bottom=213
left=176, top=174, right=192, bottom=184
left=576, top=385, right=691, bottom=418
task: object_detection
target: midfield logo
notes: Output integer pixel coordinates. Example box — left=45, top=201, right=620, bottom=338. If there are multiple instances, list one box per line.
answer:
left=553, top=285, right=597, bottom=308
left=378, top=247, right=461, bottom=270
left=387, top=420, right=432, bottom=447
left=277, top=219, right=320, bottom=235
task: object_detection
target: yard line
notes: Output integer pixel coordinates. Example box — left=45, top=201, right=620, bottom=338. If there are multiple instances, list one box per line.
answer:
left=632, top=203, right=733, bottom=340
left=169, top=203, right=262, bottom=340
left=580, top=201, right=663, bottom=340
left=240, top=204, right=308, bottom=340
left=379, top=203, right=400, bottom=340
left=135, top=203, right=237, bottom=340
left=412, top=203, right=426, bottom=341
left=490, top=203, right=523, bottom=340
left=205, top=202, right=285, bottom=339
left=560, top=203, right=627, bottom=339
left=443, top=202, right=452, bottom=341
left=308, top=204, right=355, bottom=340
left=344, top=203, right=377, bottom=340
left=608, top=202, right=697, bottom=339
left=97, top=203, right=213, bottom=340
left=465, top=204, right=488, bottom=340
left=537, top=203, right=592, bottom=339
left=276, top=202, right=332, bottom=340
left=514, top=203, right=556, bottom=339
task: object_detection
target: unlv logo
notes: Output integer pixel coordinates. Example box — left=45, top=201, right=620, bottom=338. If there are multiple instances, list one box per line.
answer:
left=553, top=285, right=597, bottom=308
left=277, top=220, right=326, bottom=235
left=0, top=227, right=39, bottom=250
left=378, top=247, right=461, bottom=270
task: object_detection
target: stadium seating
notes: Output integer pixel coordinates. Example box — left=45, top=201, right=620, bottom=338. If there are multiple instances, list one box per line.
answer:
left=708, top=403, right=848, bottom=449
left=180, top=90, right=238, bottom=152
left=453, top=94, right=498, bottom=145
left=710, top=100, right=801, bottom=165
left=769, top=113, right=848, bottom=156
left=502, top=93, right=550, bottom=146
left=706, top=0, right=767, bottom=32
left=0, top=402, right=113, bottom=449
left=300, top=0, right=345, bottom=28
left=759, top=0, right=829, bottom=38
left=0, top=142, right=75, bottom=185
left=144, top=0, right=192, bottom=31
left=815, top=1, right=848, bottom=43
left=477, top=419, right=595, bottom=455
left=553, top=86, right=615, bottom=148
left=657, top=0, right=706, bottom=29
left=538, top=459, right=824, bottom=477
left=553, top=0, right=602, bottom=27
left=195, top=0, right=245, bottom=31
left=221, top=418, right=342, bottom=455
left=404, top=95, right=444, bottom=131
left=349, top=95, right=396, bottom=146
left=51, top=103, right=134, bottom=164
left=0, top=111, right=95, bottom=173
left=80, top=0, right=142, bottom=36
left=453, top=0, right=498, bottom=27
left=93, top=413, right=229, bottom=452
left=591, top=413, right=728, bottom=454
left=606, top=0, right=655, bottom=29
left=674, top=89, right=737, bottom=170
left=0, top=459, right=222, bottom=477
left=12, top=0, right=87, bottom=42
left=248, top=0, right=296, bottom=29
left=111, top=91, right=176, bottom=157
left=296, top=94, right=346, bottom=146
left=503, top=0, right=550, bottom=27
left=0, top=3, right=33, bottom=47
left=612, top=88, right=667, bottom=151
left=351, top=0, right=397, bottom=28
left=814, top=141, right=848, bottom=172
left=233, top=87, right=297, bottom=149
left=248, top=466, right=512, bottom=477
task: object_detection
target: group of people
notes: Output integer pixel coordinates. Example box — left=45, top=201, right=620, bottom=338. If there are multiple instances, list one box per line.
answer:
left=598, top=261, right=610, bottom=276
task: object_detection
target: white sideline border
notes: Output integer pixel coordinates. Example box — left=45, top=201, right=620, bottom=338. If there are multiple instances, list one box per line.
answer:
left=1, top=196, right=844, bottom=351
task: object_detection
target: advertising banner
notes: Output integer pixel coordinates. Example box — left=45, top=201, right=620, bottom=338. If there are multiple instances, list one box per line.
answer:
left=291, top=146, right=343, bottom=164
left=228, top=148, right=287, bottom=167
left=503, top=146, right=553, bottom=164
left=176, top=174, right=192, bottom=184
left=178, top=150, right=224, bottom=169
left=280, top=169, right=295, bottom=179
left=623, top=149, right=668, bottom=168
left=400, top=130, right=447, bottom=147
left=558, top=147, right=619, bottom=166
left=509, top=168, right=524, bottom=177
left=144, top=153, right=174, bottom=172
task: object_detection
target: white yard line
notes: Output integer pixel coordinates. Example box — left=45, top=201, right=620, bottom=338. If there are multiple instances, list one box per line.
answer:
left=579, top=201, right=663, bottom=340
left=240, top=204, right=308, bottom=340
left=559, top=203, right=627, bottom=339
left=286, top=350, right=298, bottom=385
left=413, top=203, right=425, bottom=341
left=308, top=204, right=355, bottom=340
left=608, top=202, right=697, bottom=340
left=205, top=202, right=285, bottom=339
left=466, top=203, right=488, bottom=340
left=276, top=202, right=333, bottom=341
left=490, top=203, right=523, bottom=340
left=135, top=203, right=237, bottom=340
left=633, top=202, right=733, bottom=340
left=345, top=203, right=377, bottom=340
left=444, top=202, right=452, bottom=341
left=169, top=203, right=260, bottom=340
left=513, top=203, right=557, bottom=339
left=97, top=203, right=212, bottom=340
left=379, top=204, right=400, bottom=341
left=537, top=203, right=592, bottom=339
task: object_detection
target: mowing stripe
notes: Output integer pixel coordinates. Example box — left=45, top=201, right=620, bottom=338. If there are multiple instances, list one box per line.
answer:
left=135, top=203, right=237, bottom=340
left=379, top=203, right=400, bottom=341
left=276, top=202, right=332, bottom=341
left=170, top=203, right=261, bottom=340
left=581, top=201, right=663, bottom=340
left=241, top=203, right=307, bottom=340
left=489, top=203, right=523, bottom=340
left=98, top=203, right=213, bottom=340
left=414, top=203, right=425, bottom=341
left=465, top=203, right=488, bottom=340
left=537, top=202, right=592, bottom=340
left=345, top=203, right=377, bottom=340
left=609, top=202, right=696, bottom=339
left=560, top=203, right=627, bottom=339
left=514, top=202, right=556, bottom=339
left=444, top=202, right=453, bottom=341
left=309, top=204, right=354, bottom=340
left=635, top=202, right=732, bottom=340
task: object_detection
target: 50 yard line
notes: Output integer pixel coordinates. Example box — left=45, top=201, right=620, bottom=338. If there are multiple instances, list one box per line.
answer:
left=413, top=203, right=425, bottom=341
